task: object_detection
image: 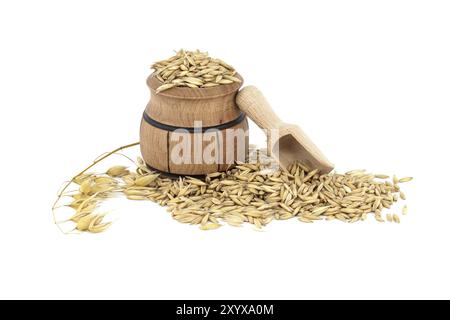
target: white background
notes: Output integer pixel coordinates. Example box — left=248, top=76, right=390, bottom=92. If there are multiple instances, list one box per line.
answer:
left=0, top=0, right=449, bottom=300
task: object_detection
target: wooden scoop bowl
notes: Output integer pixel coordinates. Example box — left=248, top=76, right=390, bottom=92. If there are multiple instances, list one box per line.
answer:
left=236, top=86, right=334, bottom=173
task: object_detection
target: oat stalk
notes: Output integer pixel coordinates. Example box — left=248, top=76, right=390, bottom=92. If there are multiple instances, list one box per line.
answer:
left=52, top=142, right=140, bottom=233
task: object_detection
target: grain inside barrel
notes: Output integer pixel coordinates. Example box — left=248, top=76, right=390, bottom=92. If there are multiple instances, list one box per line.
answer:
left=140, top=74, right=249, bottom=176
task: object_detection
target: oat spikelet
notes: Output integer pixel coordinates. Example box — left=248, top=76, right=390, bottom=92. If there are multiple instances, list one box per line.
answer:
left=200, top=223, right=221, bottom=231
left=393, top=214, right=400, bottom=224
left=402, top=205, right=408, bottom=215
left=106, top=166, right=128, bottom=177
left=135, top=174, right=158, bottom=187
left=76, top=214, right=99, bottom=231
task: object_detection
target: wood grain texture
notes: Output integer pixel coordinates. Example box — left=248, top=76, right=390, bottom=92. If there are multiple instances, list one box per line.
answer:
left=146, top=74, right=243, bottom=127
left=139, top=118, right=169, bottom=172
left=140, top=73, right=248, bottom=176
left=168, top=131, right=219, bottom=175
left=218, top=118, right=249, bottom=172
left=236, top=86, right=334, bottom=173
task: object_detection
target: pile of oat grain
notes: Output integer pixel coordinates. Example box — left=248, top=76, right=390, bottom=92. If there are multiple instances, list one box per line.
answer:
left=151, top=49, right=241, bottom=93
left=55, top=146, right=411, bottom=233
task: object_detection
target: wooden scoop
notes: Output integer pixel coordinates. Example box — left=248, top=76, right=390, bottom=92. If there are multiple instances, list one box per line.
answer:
left=236, top=86, right=334, bottom=173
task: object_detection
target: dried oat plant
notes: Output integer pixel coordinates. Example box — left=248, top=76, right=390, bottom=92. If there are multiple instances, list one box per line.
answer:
left=53, top=143, right=412, bottom=233
left=151, top=49, right=241, bottom=93
left=52, top=142, right=140, bottom=234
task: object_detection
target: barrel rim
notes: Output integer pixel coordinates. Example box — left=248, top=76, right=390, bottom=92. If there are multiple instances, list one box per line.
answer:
left=147, top=73, right=243, bottom=100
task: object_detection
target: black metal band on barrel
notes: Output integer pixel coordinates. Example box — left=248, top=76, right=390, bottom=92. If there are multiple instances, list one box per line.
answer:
left=142, top=111, right=245, bottom=133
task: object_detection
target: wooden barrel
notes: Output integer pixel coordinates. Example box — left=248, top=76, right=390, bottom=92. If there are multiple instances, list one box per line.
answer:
left=140, top=74, right=249, bottom=176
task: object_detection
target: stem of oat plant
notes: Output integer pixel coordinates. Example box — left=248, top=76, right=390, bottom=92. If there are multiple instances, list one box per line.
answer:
left=52, top=141, right=140, bottom=233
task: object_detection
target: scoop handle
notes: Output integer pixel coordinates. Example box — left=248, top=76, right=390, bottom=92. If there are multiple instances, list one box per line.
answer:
left=236, top=85, right=334, bottom=173
left=236, top=86, right=284, bottom=130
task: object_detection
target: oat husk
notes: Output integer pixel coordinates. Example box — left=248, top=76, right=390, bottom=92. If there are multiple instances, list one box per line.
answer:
left=151, top=49, right=241, bottom=93
left=53, top=143, right=412, bottom=233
